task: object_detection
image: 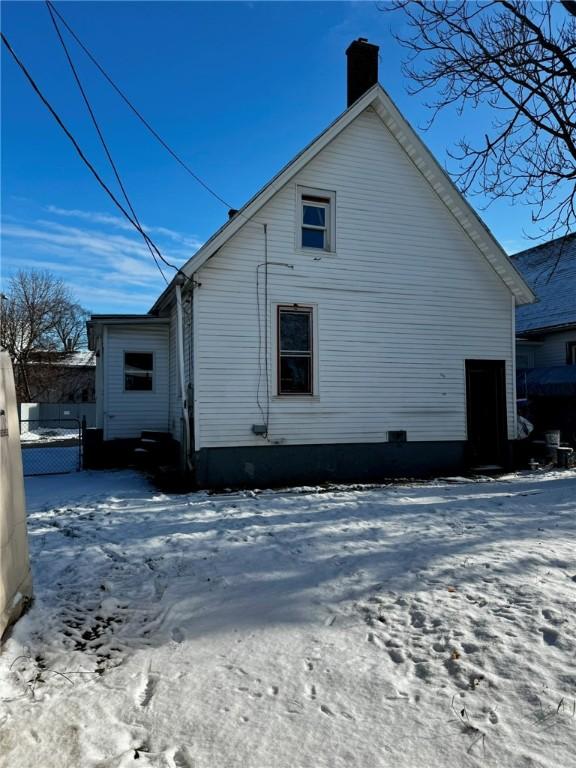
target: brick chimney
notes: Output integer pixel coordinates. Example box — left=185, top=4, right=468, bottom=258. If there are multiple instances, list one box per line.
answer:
left=346, top=38, right=379, bottom=108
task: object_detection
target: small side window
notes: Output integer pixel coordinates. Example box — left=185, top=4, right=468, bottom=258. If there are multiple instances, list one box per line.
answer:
left=277, top=306, right=313, bottom=395
left=299, top=188, right=335, bottom=252
left=567, top=341, right=576, bottom=365
left=124, top=352, right=153, bottom=391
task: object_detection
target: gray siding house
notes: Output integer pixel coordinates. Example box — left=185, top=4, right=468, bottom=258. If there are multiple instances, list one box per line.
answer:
left=88, top=40, right=534, bottom=487
left=512, top=233, right=576, bottom=444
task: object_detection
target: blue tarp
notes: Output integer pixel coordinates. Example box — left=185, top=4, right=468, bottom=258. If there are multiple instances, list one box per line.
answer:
left=517, top=366, right=576, bottom=397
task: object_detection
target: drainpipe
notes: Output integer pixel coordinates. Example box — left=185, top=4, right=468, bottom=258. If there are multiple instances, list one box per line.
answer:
left=175, top=277, right=192, bottom=472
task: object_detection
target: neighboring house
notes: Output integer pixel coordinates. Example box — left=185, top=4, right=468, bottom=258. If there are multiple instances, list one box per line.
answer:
left=512, top=233, right=576, bottom=444
left=22, top=350, right=96, bottom=404
left=87, top=39, right=534, bottom=487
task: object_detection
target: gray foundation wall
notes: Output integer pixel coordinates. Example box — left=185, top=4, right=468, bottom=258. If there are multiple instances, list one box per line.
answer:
left=194, top=441, right=468, bottom=489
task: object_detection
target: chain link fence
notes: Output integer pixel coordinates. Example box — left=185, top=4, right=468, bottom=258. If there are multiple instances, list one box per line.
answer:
left=20, top=418, right=82, bottom=476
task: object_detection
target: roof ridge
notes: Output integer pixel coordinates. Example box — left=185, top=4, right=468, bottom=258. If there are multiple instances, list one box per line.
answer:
left=511, top=232, right=576, bottom=260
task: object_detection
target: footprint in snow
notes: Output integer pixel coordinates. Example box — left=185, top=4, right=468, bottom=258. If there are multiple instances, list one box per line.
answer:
left=366, top=632, right=385, bottom=648
left=542, top=608, right=564, bottom=626
left=388, top=648, right=405, bottom=665
left=285, top=699, right=304, bottom=715
left=540, top=627, right=559, bottom=646
left=173, top=747, right=193, bottom=768
left=139, top=673, right=159, bottom=708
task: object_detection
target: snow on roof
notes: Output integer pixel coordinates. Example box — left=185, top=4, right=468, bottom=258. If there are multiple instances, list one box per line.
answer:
left=61, top=351, right=96, bottom=367
left=511, top=233, right=576, bottom=334
left=27, top=350, right=95, bottom=367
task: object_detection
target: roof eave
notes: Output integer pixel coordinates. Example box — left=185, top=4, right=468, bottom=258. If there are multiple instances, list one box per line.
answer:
left=369, top=89, right=536, bottom=306
left=150, top=82, right=535, bottom=309
left=87, top=314, right=170, bottom=349
left=149, top=85, right=384, bottom=304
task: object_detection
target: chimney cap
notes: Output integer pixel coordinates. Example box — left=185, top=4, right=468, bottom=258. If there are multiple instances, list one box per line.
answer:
left=346, top=38, right=379, bottom=54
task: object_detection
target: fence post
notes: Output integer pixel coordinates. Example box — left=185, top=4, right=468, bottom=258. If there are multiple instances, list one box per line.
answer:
left=80, top=416, right=86, bottom=471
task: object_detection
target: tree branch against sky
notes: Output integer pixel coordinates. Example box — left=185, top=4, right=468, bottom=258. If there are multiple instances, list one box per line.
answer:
left=0, top=269, right=89, bottom=400
left=386, top=0, right=576, bottom=238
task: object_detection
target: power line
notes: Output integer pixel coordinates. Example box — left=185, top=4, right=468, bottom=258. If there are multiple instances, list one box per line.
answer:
left=1, top=31, right=188, bottom=282
left=46, top=1, right=234, bottom=211
left=45, top=0, right=168, bottom=284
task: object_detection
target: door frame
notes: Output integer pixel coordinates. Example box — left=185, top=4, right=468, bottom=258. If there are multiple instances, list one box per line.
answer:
left=465, top=359, right=508, bottom=466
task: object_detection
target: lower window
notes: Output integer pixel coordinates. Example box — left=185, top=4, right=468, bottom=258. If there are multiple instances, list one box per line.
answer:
left=124, top=352, right=154, bottom=391
left=277, top=306, right=313, bottom=395
left=567, top=341, right=576, bottom=365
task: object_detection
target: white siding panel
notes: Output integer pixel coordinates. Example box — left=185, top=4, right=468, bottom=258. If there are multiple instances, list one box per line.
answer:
left=167, top=296, right=194, bottom=442
left=533, top=329, right=576, bottom=367
left=168, top=304, right=179, bottom=440
left=104, top=325, right=169, bottom=440
left=194, top=109, right=516, bottom=449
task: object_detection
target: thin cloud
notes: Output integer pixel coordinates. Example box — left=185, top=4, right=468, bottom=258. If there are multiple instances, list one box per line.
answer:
left=45, top=205, right=203, bottom=249
left=0, top=212, right=198, bottom=312
left=1, top=202, right=206, bottom=313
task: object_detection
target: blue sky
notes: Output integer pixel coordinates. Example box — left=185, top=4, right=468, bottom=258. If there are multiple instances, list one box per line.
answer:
left=1, top=1, right=545, bottom=314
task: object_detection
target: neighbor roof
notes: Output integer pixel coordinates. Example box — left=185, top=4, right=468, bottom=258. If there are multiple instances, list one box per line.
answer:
left=151, top=83, right=535, bottom=313
left=512, top=233, right=576, bottom=334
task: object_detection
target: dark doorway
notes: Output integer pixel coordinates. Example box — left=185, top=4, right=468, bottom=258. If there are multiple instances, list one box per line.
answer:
left=465, top=360, right=508, bottom=468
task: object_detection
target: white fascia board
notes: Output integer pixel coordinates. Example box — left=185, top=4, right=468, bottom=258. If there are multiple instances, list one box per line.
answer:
left=151, top=83, right=535, bottom=312
left=149, top=87, right=381, bottom=314
left=371, top=87, right=536, bottom=306
left=87, top=316, right=170, bottom=348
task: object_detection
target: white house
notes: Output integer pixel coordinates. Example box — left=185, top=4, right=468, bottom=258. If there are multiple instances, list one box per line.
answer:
left=87, top=39, right=535, bottom=487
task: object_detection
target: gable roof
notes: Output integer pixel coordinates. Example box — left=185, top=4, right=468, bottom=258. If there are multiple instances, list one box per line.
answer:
left=511, top=233, right=576, bottom=334
left=151, top=84, right=535, bottom=313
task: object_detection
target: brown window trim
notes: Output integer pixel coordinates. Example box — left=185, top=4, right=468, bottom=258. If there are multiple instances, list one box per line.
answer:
left=277, top=305, right=314, bottom=396
left=302, top=194, right=331, bottom=204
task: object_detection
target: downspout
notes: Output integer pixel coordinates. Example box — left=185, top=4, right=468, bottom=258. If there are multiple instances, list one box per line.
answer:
left=175, top=278, right=192, bottom=472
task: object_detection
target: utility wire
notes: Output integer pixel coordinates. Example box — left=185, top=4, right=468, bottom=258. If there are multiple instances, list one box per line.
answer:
left=46, top=1, right=234, bottom=211
left=1, top=31, right=189, bottom=282
left=45, top=0, right=168, bottom=284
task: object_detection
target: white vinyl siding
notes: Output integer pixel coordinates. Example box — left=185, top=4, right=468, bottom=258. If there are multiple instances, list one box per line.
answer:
left=193, top=108, right=516, bottom=449
left=533, top=329, right=576, bottom=367
left=103, top=325, right=169, bottom=440
left=168, top=296, right=194, bottom=442
left=168, top=303, right=179, bottom=440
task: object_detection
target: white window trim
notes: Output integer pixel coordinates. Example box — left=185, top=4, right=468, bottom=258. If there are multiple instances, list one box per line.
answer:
left=123, top=350, right=155, bottom=393
left=272, top=302, right=320, bottom=400
left=295, top=185, right=336, bottom=255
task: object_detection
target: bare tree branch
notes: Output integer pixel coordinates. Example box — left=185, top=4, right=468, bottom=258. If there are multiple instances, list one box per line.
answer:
left=385, top=1, right=576, bottom=238
left=0, top=269, right=89, bottom=400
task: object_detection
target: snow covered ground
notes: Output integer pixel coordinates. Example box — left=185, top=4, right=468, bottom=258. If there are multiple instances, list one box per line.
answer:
left=20, top=427, right=79, bottom=444
left=1, top=469, right=575, bottom=768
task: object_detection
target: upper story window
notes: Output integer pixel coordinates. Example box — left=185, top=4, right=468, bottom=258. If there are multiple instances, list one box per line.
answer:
left=567, top=341, right=576, bottom=365
left=277, top=306, right=313, bottom=395
left=299, top=187, right=335, bottom=252
left=124, top=352, right=153, bottom=391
